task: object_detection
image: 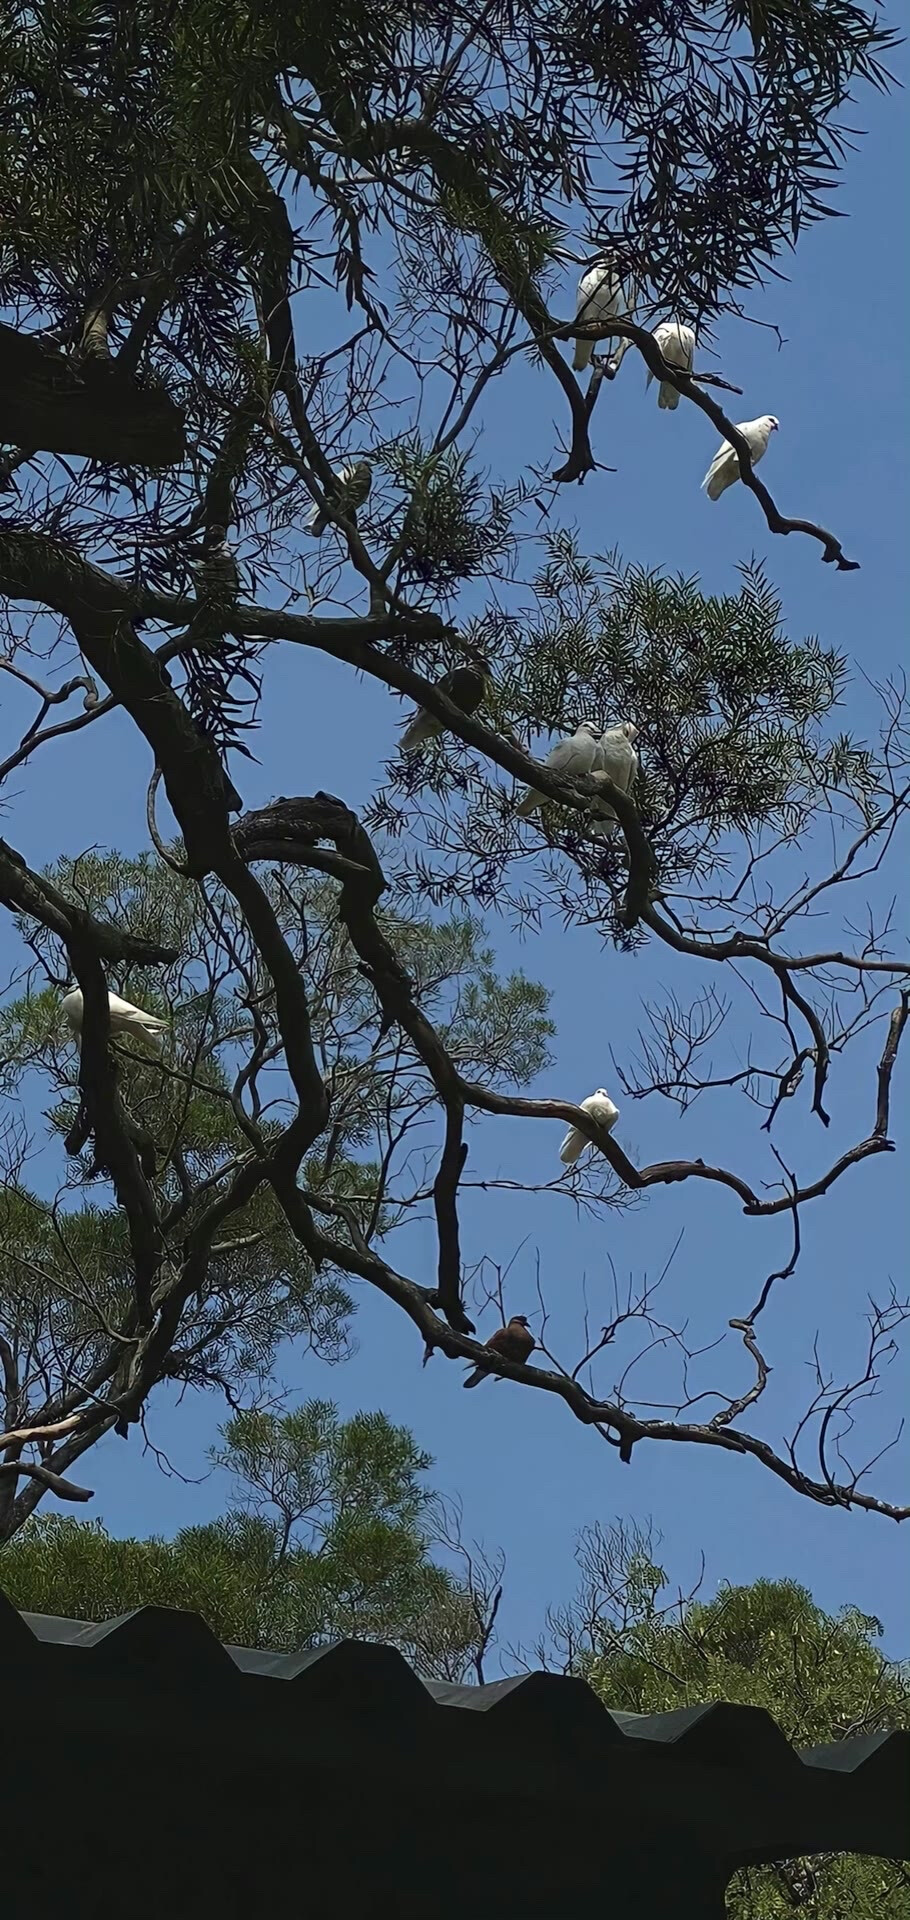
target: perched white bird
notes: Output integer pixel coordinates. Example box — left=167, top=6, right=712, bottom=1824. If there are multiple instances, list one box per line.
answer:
left=588, top=721, right=639, bottom=838
left=559, top=1089, right=620, bottom=1166
left=62, top=985, right=169, bottom=1048
left=572, top=260, right=625, bottom=372
left=307, top=460, right=372, bottom=535
left=702, top=416, right=779, bottom=501
left=516, top=721, right=601, bottom=818
left=648, top=321, right=696, bottom=410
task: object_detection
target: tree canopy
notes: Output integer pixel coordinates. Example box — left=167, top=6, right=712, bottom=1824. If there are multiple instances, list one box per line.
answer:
left=544, top=1529, right=910, bottom=1916
left=0, top=1401, right=489, bottom=1677
left=0, top=0, right=907, bottom=1540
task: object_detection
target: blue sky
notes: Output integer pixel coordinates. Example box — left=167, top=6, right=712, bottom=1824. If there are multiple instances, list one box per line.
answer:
left=2, top=48, right=908, bottom=1659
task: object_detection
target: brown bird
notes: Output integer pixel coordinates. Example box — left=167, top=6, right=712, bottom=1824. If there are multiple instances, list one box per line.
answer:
left=400, top=657, right=492, bottom=754
left=463, top=1315, right=535, bottom=1389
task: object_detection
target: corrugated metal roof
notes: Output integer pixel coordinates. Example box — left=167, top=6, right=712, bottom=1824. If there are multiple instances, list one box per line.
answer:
left=2, top=1594, right=907, bottom=1917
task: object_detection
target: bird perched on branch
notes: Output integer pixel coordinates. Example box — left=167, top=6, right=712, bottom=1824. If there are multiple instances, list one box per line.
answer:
left=588, top=721, right=639, bottom=838
left=516, top=720, right=601, bottom=817
left=648, top=321, right=696, bottom=410
left=463, top=1315, right=535, bottom=1389
left=400, top=657, right=492, bottom=754
left=572, top=259, right=626, bottom=372
left=307, top=460, right=373, bottom=536
left=62, top=984, right=169, bottom=1049
left=559, top=1089, right=620, bottom=1166
left=702, top=416, right=778, bottom=500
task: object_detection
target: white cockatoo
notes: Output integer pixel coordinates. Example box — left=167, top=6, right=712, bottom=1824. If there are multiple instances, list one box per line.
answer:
left=648, top=321, right=696, bottom=410
left=400, top=659, right=491, bottom=754
left=62, top=985, right=169, bottom=1048
left=702, top=416, right=779, bottom=501
left=516, top=721, right=601, bottom=818
left=307, top=460, right=372, bottom=535
left=559, top=1089, right=620, bottom=1166
left=572, top=260, right=626, bottom=372
left=588, top=721, right=639, bottom=838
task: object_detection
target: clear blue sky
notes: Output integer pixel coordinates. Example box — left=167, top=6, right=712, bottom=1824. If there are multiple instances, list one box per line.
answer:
left=3, top=50, right=908, bottom=1659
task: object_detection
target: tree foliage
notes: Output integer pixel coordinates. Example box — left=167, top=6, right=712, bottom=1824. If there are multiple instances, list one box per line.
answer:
left=0, top=854, right=551, bottom=1537
left=0, top=0, right=907, bottom=1547
left=0, top=1401, right=488, bottom=1676
left=541, top=1532, right=910, bottom=1916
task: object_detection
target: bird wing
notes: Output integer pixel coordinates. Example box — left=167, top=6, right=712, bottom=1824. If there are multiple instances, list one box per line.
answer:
left=703, top=439, right=732, bottom=481
left=543, top=735, right=577, bottom=774
left=559, top=1125, right=586, bottom=1165
left=702, top=440, right=737, bottom=494
left=655, top=322, right=694, bottom=368
left=108, top=993, right=168, bottom=1031
left=107, top=992, right=144, bottom=1019
left=597, top=730, right=636, bottom=788
left=400, top=708, right=439, bottom=753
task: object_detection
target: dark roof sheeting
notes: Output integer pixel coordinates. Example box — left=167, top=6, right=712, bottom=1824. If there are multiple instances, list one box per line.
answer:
left=2, top=1596, right=906, bottom=1916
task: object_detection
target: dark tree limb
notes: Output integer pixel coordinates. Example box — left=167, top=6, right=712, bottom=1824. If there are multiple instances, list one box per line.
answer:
left=560, top=313, right=859, bottom=569
left=0, top=1457, right=93, bottom=1502
left=0, top=321, right=185, bottom=466
left=65, top=949, right=164, bottom=1326
left=234, top=796, right=906, bottom=1227
left=875, top=993, right=910, bottom=1137
left=0, top=835, right=178, bottom=966
left=271, top=1186, right=910, bottom=1522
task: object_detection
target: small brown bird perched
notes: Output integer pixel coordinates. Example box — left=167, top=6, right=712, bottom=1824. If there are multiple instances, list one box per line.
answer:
left=463, top=1315, right=535, bottom=1389
left=400, top=658, right=492, bottom=754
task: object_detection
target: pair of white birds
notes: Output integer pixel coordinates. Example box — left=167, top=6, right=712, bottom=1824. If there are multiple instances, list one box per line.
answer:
left=61, top=985, right=168, bottom=1046
left=571, top=260, right=780, bottom=499
left=516, top=719, right=638, bottom=836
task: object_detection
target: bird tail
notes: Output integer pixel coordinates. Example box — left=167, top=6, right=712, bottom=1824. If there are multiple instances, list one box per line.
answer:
left=515, top=790, right=540, bottom=819
left=463, top=1367, right=486, bottom=1390
left=704, top=469, right=728, bottom=501
left=559, top=1127, right=584, bottom=1165
left=401, top=712, right=437, bottom=754
left=572, top=340, right=592, bottom=372
left=658, top=382, right=680, bottom=410
left=128, top=1015, right=168, bottom=1048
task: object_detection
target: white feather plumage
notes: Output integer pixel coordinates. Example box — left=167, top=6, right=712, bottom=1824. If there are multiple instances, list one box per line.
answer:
left=702, top=416, right=779, bottom=501
left=559, top=1089, right=620, bottom=1165
left=572, top=261, right=624, bottom=372
left=516, top=722, right=601, bottom=818
left=588, top=721, right=639, bottom=838
left=648, top=321, right=696, bottom=410
left=62, top=986, right=169, bottom=1047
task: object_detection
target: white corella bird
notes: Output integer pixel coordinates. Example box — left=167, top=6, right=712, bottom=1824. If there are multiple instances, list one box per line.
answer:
left=62, top=985, right=169, bottom=1048
left=572, top=259, right=625, bottom=372
left=588, top=721, right=639, bottom=838
left=559, top=1089, right=620, bottom=1166
left=516, top=721, right=601, bottom=818
left=702, top=416, right=779, bottom=501
left=648, top=321, right=696, bottom=410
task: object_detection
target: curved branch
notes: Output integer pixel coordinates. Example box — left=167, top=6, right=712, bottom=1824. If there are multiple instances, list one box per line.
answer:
left=277, top=1185, right=910, bottom=1523
left=553, top=312, right=859, bottom=569
left=234, top=796, right=905, bottom=1225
